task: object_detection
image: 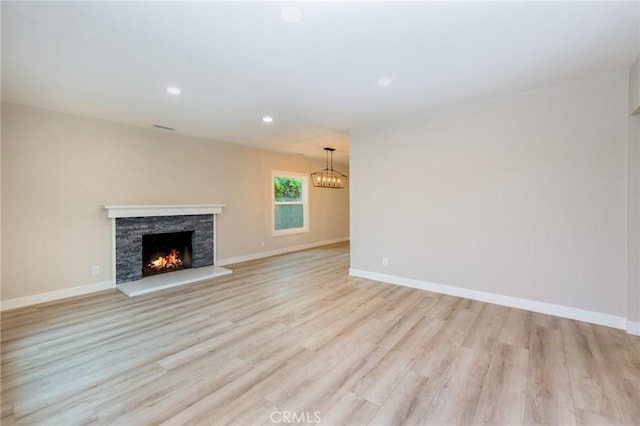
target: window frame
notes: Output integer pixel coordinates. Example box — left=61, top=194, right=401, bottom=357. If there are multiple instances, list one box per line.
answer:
left=272, top=170, right=309, bottom=236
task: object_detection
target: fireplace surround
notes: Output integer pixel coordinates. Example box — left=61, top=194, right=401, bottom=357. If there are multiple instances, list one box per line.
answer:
left=105, top=205, right=230, bottom=296
left=114, top=215, right=213, bottom=284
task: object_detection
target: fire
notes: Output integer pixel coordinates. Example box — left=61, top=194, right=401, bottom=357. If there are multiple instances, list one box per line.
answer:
left=148, top=249, right=183, bottom=271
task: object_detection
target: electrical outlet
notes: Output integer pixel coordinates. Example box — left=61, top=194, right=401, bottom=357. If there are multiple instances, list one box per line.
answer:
left=91, top=265, right=100, bottom=276
left=261, top=241, right=265, bottom=247
left=382, top=257, right=389, bottom=267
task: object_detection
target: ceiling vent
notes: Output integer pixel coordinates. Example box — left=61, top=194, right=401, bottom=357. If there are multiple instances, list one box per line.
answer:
left=152, top=124, right=175, bottom=131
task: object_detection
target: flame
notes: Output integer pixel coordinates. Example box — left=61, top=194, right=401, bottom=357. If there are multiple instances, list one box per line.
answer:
left=148, top=249, right=183, bottom=271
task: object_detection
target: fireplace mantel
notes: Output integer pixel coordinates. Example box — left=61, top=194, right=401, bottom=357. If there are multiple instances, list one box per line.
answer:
left=104, top=204, right=230, bottom=296
left=104, top=204, right=225, bottom=218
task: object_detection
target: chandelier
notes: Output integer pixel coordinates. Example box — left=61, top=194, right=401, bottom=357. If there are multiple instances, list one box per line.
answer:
left=311, top=147, right=348, bottom=189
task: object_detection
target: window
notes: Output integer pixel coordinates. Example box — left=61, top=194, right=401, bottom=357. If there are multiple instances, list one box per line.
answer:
left=273, top=171, right=309, bottom=236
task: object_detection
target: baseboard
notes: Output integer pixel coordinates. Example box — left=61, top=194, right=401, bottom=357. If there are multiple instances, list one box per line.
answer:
left=218, top=237, right=349, bottom=266
left=0, top=239, right=349, bottom=311
left=1, top=280, right=114, bottom=312
left=349, top=268, right=630, bottom=332
left=627, top=320, right=640, bottom=336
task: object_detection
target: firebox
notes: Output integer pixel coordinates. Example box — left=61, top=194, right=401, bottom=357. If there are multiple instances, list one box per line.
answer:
left=142, top=231, right=193, bottom=277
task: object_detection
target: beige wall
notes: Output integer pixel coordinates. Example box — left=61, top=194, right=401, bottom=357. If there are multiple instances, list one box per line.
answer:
left=351, top=71, right=628, bottom=319
left=630, top=56, right=640, bottom=114
left=1, top=103, right=349, bottom=301
left=629, top=56, right=640, bottom=326
left=0, top=103, right=3, bottom=303
left=629, top=115, right=640, bottom=325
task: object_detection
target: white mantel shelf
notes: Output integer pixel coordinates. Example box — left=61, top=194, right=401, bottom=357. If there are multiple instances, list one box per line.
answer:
left=104, top=204, right=225, bottom=218
left=105, top=203, right=229, bottom=295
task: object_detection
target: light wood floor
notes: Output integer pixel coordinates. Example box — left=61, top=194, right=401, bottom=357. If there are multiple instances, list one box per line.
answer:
left=2, top=242, right=639, bottom=425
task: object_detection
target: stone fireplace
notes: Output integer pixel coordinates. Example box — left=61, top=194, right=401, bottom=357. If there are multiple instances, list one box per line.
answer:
left=105, top=205, right=231, bottom=296
left=114, top=214, right=213, bottom=284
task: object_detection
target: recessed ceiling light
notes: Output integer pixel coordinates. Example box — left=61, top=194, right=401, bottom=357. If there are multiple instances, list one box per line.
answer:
left=377, top=77, right=393, bottom=87
left=263, top=116, right=273, bottom=123
left=280, top=6, right=303, bottom=23
left=166, top=87, right=182, bottom=95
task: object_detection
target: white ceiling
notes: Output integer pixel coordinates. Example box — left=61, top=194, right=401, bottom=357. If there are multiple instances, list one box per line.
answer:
left=2, top=1, right=639, bottom=165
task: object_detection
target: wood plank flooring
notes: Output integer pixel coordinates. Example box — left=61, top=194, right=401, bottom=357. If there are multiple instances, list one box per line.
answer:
left=1, top=242, right=639, bottom=425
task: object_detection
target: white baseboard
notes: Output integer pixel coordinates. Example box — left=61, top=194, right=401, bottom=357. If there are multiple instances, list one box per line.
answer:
left=349, top=268, right=631, bottom=332
left=627, top=320, right=640, bottom=336
left=218, top=237, right=349, bottom=266
left=0, top=239, right=350, bottom=311
left=1, top=280, right=114, bottom=312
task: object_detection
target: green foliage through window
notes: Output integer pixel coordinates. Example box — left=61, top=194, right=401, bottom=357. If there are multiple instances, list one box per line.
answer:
left=274, top=177, right=302, bottom=202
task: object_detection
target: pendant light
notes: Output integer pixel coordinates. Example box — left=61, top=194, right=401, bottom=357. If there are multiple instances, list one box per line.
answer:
left=311, top=147, right=348, bottom=189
